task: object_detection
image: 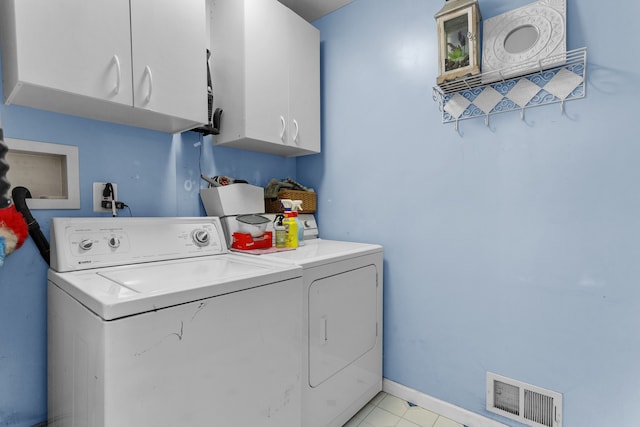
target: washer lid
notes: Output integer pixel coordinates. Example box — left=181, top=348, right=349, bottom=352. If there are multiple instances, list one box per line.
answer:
left=48, top=254, right=302, bottom=320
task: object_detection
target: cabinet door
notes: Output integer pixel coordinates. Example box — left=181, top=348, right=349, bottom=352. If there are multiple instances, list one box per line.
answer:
left=244, top=0, right=290, bottom=145
left=9, top=0, right=133, bottom=105
left=210, top=0, right=320, bottom=156
left=288, top=12, right=321, bottom=153
left=130, top=0, right=207, bottom=124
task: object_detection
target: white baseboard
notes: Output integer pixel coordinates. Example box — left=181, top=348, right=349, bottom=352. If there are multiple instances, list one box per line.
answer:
left=382, top=379, right=510, bottom=427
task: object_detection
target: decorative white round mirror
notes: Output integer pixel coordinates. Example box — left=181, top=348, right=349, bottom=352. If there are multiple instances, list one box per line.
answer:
left=481, top=0, right=567, bottom=80
left=504, top=25, right=539, bottom=54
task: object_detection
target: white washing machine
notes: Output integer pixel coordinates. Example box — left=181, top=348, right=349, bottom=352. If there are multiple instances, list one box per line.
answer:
left=222, top=214, right=383, bottom=427
left=47, top=217, right=303, bottom=427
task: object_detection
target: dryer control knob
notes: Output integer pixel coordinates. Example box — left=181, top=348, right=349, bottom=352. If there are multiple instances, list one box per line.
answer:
left=108, top=236, right=120, bottom=248
left=79, top=239, right=93, bottom=251
left=192, top=229, right=210, bottom=247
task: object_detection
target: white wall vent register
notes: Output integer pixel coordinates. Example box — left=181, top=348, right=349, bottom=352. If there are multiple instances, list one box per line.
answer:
left=486, top=372, right=563, bottom=427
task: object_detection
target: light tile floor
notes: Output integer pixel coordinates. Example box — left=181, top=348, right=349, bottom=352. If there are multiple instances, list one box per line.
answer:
left=343, top=392, right=465, bottom=427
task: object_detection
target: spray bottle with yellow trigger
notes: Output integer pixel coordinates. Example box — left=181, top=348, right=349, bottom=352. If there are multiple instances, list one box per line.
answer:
left=290, top=200, right=305, bottom=246
left=280, top=199, right=298, bottom=248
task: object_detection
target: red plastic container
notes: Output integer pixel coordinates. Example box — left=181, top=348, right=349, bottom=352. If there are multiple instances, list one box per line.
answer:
left=232, top=231, right=273, bottom=250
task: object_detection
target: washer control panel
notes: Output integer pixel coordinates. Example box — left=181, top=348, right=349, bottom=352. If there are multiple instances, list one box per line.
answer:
left=50, top=217, right=226, bottom=272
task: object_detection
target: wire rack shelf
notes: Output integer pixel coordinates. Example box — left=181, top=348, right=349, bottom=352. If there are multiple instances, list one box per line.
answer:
left=432, top=47, right=587, bottom=129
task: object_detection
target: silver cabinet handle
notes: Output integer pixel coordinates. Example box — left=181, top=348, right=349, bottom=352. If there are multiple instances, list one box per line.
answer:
left=293, top=119, right=299, bottom=143
left=279, top=115, right=286, bottom=142
left=144, top=65, right=153, bottom=103
left=112, top=55, right=121, bottom=95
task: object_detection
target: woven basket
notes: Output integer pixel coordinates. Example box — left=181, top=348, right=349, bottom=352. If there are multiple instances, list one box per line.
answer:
left=265, top=190, right=317, bottom=213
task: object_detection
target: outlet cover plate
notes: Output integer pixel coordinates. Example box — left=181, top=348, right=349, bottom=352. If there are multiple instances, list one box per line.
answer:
left=93, top=182, right=118, bottom=212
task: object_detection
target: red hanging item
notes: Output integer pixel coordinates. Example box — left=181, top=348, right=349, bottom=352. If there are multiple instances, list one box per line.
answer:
left=0, top=204, right=29, bottom=257
left=0, top=112, right=29, bottom=266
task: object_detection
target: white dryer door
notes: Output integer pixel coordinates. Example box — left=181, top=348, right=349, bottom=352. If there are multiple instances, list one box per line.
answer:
left=308, top=265, right=378, bottom=387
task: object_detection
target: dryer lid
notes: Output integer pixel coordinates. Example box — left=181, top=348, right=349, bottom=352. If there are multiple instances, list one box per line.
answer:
left=260, top=239, right=382, bottom=268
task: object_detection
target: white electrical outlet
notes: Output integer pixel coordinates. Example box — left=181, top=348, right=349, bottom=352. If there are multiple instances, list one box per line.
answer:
left=93, top=182, right=118, bottom=212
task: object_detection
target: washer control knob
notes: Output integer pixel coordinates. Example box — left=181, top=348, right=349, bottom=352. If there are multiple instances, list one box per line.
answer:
left=192, top=229, right=210, bottom=247
left=108, top=236, right=120, bottom=249
left=79, top=239, right=93, bottom=251
left=303, top=220, right=311, bottom=228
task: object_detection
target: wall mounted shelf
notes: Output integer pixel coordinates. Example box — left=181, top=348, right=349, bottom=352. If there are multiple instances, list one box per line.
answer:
left=432, top=47, right=587, bottom=129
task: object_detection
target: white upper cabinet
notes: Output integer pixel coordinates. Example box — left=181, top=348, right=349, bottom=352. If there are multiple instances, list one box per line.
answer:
left=211, top=0, right=320, bottom=157
left=0, top=0, right=207, bottom=134
left=1, top=0, right=134, bottom=106
left=288, top=14, right=321, bottom=155
left=130, top=0, right=207, bottom=124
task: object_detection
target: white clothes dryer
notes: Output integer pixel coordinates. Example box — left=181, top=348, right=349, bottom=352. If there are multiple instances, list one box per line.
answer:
left=47, top=217, right=303, bottom=427
left=224, top=214, right=384, bottom=427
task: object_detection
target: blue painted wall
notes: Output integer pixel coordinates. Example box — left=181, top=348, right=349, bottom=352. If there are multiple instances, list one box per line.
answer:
left=300, top=0, right=640, bottom=426
left=0, top=59, right=295, bottom=425
left=3, top=0, right=640, bottom=426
